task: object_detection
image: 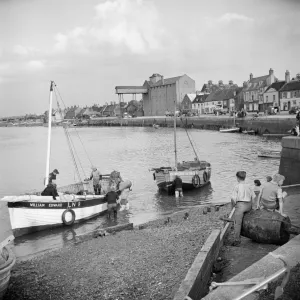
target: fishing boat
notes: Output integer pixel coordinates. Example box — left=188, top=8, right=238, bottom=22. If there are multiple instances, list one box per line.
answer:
left=219, top=113, right=240, bottom=133
left=242, top=130, right=256, bottom=135
left=151, top=101, right=211, bottom=194
left=0, top=81, right=132, bottom=237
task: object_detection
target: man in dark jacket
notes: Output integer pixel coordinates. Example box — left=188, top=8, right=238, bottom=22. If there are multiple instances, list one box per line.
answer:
left=105, top=188, right=119, bottom=219
left=48, top=169, right=59, bottom=184
left=174, top=175, right=183, bottom=198
left=41, top=183, right=59, bottom=200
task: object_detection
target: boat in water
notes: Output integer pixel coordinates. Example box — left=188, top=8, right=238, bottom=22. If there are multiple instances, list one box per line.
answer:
left=0, top=81, right=132, bottom=237
left=219, top=113, right=240, bottom=133
left=242, top=130, right=256, bottom=135
left=151, top=102, right=211, bottom=194
left=257, top=150, right=281, bottom=158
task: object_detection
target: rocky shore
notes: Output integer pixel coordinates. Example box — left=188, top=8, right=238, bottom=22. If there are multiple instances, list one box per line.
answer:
left=4, top=204, right=230, bottom=300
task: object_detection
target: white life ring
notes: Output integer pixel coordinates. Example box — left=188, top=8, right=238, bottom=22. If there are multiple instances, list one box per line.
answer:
left=62, top=209, right=76, bottom=226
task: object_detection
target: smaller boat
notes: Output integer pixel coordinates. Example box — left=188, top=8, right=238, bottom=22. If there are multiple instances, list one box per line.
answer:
left=219, top=114, right=239, bottom=133
left=258, top=150, right=281, bottom=158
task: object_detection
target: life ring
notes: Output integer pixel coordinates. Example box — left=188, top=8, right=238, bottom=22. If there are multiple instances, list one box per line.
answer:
left=192, top=175, right=201, bottom=188
left=62, top=209, right=76, bottom=226
left=203, top=171, right=208, bottom=182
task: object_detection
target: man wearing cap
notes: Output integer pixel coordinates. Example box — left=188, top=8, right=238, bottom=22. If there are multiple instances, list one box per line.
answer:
left=48, top=169, right=59, bottom=185
left=89, top=166, right=102, bottom=195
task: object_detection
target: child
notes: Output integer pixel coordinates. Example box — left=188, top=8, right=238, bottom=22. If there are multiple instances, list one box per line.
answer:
left=252, top=179, right=261, bottom=209
left=231, top=171, right=255, bottom=246
left=257, top=173, right=287, bottom=217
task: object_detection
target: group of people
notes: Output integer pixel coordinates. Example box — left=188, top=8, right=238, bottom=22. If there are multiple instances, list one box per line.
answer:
left=230, top=171, right=287, bottom=246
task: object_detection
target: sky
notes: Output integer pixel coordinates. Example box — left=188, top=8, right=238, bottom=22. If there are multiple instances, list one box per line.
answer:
left=1, top=0, right=300, bottom=117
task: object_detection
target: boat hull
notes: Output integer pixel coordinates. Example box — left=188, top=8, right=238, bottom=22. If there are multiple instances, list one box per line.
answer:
left=6, top=195, right=107, bottom=237
left=219, top=127, right=240, bottom=133
left=153, top=162, right=211, bottom=193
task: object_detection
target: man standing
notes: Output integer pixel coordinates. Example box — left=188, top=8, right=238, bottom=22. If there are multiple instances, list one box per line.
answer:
left=48, top=169, right=59, bottom=185
left=174, top=175, right=183, bottom=198
left=105, top=187, right=119, bottom=219
left=90, top=166, right=102, bottom=195
left=231, top=171, right=255, bottom=246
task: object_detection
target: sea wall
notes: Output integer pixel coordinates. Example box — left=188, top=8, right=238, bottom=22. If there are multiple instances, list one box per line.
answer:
left=87, top=116, right=296, bottom=135
left=279, top=136, right=300, bottom=185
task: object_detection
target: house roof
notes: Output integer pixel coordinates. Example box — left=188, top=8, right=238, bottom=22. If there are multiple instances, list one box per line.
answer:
left=205, top=87, right=240, bottom=102
left=279, top=80, right=300, bottom=92
left=243, top=75, right=269, bottom=92
left=265, top=81, right=286, bottom=93
left=185, top=93, right=196, bottom=101
left=192, top=94, right=208, bottom=104
left=200, top=83, right=220, bottom=93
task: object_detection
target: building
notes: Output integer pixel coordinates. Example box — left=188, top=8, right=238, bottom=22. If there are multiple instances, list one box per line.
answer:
left=204, top=83, right=240, bottom=113
left=243, top=69, right=276, bottom=112
left=192, top=94, right=208, bottom=115
left=142, top=73, right=195, bottom=116
left=181, top=94, right=196, bottom=113
left=263, top=78, right=286, bottom=112
left=279, top=72, right=300, bottom=111
left=199, top=80, right=221, bottom=94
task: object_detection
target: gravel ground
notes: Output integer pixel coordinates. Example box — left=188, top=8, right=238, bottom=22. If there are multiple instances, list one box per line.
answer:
left=4, top=204, right=230, bottom=300
left=258, top=263, right=300, bottom=300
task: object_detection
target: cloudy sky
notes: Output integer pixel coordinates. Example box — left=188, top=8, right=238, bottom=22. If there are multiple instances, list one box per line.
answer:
left=1, top=0, right=300, bottom=116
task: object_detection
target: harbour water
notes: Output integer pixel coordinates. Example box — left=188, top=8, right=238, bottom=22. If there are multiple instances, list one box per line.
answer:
left=0, top=126, right=286, bottom=259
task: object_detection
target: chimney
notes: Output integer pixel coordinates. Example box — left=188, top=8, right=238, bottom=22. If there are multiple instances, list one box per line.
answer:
left=218, top=80, right=223, bottom=86
left=208, top=80, right=212, bottom=86
left=243, top=81, right=247, bottom=87
left=285, top=70, right=290, bottom=83
left=161, top=76, right=164, bottom=85
left=269, top=68, right=274, bottom=75
left=229, top=80, right=233, bottom=86
left=296, top=73, right=300, bottom=81
left=250, top=73, right=253, bottom=81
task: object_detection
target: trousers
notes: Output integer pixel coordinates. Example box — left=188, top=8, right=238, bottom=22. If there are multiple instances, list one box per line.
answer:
left=234, top=201, right=252, bottom=240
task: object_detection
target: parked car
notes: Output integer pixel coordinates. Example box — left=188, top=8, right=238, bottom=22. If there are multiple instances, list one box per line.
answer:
left=123, top=112, right=132, bottom=118
left=165, top=110, right=173, bottom=117
left=289, top=106, right=299, bottom=114
left=213, top=107, right=227, bottom=115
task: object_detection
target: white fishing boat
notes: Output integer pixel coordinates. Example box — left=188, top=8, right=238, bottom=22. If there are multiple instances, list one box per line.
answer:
left=219, top=113, right=240, bottom=133
left=151, top=101, right=211, bottom=194
left=242, top=130, right=256, bottom=135
left=0, top=81, right=132, bottom=237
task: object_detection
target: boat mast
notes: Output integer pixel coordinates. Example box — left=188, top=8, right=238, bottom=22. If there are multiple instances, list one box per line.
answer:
left=45, top=81, right=54, bottom=187
left=174, top=98, right=178, bottom=170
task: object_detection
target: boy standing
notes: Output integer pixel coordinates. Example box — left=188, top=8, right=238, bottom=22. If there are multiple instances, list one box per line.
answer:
left=231, top=171, right=255, bottom=246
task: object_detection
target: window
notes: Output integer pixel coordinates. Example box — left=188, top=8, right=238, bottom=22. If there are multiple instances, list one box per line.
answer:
left=252, top=95, right=254, bottom=101
left=266, top=96, right=268, bottom=102
left=273, top=95, right=275, bottom=101
left=293, top=100, right=297, bottom=105
left=282, top=92, right=286, bottom=99
left=294, top=91, right=297, bottom=98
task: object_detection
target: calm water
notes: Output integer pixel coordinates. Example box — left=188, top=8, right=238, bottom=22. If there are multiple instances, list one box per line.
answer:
left=0, top=127, right=283, bottom=259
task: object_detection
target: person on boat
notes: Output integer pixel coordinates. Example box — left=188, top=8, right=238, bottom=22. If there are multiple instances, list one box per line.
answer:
left=256, top=173, right=287, bottom=217
left=266, top=176, right=272, bottom=183
left=230, top=171, right=255, bottom=246
left=89, top=166, right=102, bottom=195
left=173, top=175, right=183, bottom=198
left=41, top=183, right=59, bottom=200
left=105, top=186, right=119, bottom=219
left=48, top=169, right=59, bottom=185
left=252, top=179, right=261, bottom=209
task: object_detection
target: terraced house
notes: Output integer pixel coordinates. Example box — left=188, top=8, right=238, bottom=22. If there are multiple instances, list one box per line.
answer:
left=279, top=73, right=300, bottom=111
left=243, top=68, right=276, bottom=112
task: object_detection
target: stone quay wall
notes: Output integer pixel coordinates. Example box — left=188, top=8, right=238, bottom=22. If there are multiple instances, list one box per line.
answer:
left=86, top=116, right=297, bottom=135
left=279, top=136, right=300, bottom=185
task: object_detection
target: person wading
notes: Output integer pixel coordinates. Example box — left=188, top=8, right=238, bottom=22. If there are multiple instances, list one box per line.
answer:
left=89, top=166, right=102, bottom=195
left=105, top=187, right=119, bottom=219
left=231, top=171, right=255, bottom=246
left=173, top=175, right=183, bottom=198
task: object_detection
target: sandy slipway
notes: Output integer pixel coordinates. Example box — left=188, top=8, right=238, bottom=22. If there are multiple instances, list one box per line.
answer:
left=4, top=205, right=230, bottom=300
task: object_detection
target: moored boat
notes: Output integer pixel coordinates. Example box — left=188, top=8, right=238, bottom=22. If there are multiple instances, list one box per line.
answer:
left=0, top=82, right=132, bottom=237
left=257, top=150, right=281, bottom=158
left=219, top=113, right=240, bottom=133
left=151, top=101, right=211, bottom=194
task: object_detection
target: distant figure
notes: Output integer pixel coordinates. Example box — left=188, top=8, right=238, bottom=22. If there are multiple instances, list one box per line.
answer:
left=89, top=166, right=102, bottom=195
left=48, top=169, right=59, bottom=185
left=230, top=171, right=255, bottom=246
left=257, top=173, right=287, bottom=217
left=105, top=187, right=119, bottom=219
left=174, top=175, right=183, bottom=198
left=296, top=109, right=300, bottom=126
left=266, top=176, right=272, bottom=183
left=41, top=183, right=59, bottom=200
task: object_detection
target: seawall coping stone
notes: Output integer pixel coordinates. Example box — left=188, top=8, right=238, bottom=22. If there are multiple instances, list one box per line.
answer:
left=282, top=136, right=300, bottom=150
